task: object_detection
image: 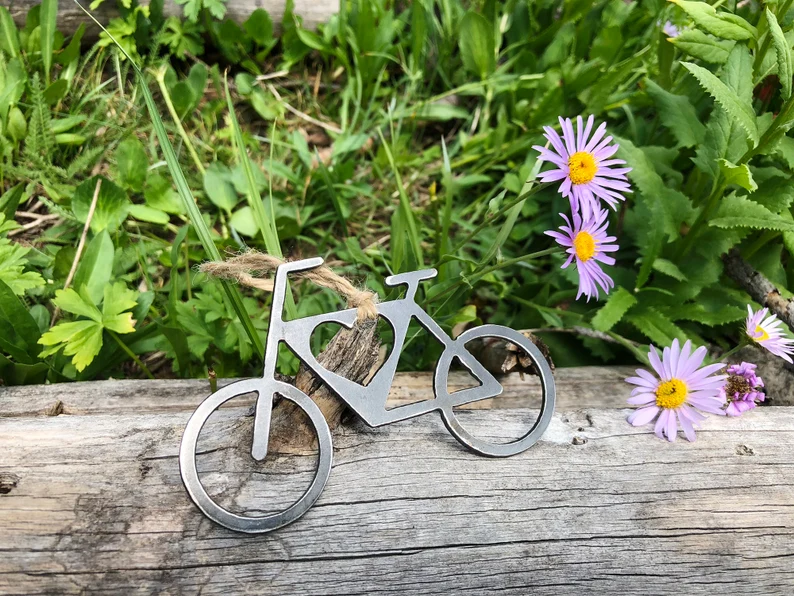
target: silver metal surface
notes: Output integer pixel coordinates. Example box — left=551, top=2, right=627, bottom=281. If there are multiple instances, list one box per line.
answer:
left=180, top=257, right=556, bottom=533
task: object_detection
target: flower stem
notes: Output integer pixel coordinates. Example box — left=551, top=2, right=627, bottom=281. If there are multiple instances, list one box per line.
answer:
left=110, top=331, right=155, bottom=379
left=440, top=182, right=551, bottom=264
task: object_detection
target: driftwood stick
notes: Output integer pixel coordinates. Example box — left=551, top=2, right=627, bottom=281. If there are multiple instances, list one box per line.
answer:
left=723, top=249, right=794, bottom=333
left=268, top=320, right=380, bottom=453
left=465, top=331, right=554, bottom=376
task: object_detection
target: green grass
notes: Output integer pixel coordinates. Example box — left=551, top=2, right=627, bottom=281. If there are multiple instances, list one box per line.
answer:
left=1, top=0, right=793, bottom=384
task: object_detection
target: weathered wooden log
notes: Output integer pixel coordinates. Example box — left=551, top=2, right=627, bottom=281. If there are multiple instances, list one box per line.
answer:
left=5, top=0, right=337, bottom=37
left=1, top=377, right=793, bottom=594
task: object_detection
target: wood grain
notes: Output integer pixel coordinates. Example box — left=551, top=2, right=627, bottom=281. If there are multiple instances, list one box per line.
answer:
left=5, top=0, right=336, bottom=37
left=1, top=378, right=793, bottom=594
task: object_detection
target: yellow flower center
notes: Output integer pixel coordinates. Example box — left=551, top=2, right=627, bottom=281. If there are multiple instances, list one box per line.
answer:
left=573, top=231, right=596, bottom=262
left=568, top=151, right=598, bottom=185
left=655, top=378, right=688, bottom=409
left=753, top=325, right=770, bottom=342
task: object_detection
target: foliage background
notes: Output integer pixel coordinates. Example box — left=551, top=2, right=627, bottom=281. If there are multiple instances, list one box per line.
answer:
left=1, top=0, right=793, bottom=385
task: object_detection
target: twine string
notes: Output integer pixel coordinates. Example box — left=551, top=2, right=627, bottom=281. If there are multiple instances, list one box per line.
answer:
left=200, top=251, right=378, bottom=320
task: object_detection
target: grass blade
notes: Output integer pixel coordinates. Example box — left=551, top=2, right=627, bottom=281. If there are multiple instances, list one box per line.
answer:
left=41, top=0, right=57, bottom=80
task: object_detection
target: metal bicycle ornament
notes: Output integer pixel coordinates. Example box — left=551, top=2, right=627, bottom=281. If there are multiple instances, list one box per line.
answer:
left=179, top=257, right=556, bottom=533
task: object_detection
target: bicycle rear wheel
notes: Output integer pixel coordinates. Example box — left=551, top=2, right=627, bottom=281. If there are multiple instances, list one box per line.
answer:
left=179, top=378, right=333, bottom=533
left=433, top=324, right=556, bottom=457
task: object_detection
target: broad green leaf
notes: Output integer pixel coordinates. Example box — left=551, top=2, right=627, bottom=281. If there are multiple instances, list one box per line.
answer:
left=0, top=214, right=45, bottom=296
left=71, top=177, right=130, bottom=233
left=459, top=11, right=495, bottom=79
left=669, top=29, right=734, bottom=64
left=626, top=308, right=689, bottom=346
left=644, top=79, right=705, bottom=148
left=652, top=259, right=687, bottom=281
left=670, top=0, right=756, bottom=41
left=129, top=204, right=170, bottom=224
left=229, top=206, right=257, bottom=237
left=0, top=184, right=25, bottom=220
left=52, top=288, right=102, bottom=322
left=663, top=303, right=745, bottom=325
left=40, top=0, right=57, bottom=80
left=0, top=279, right=41, bottom=364
left=116, top=136, right=148, bottom=192
left=144, top=174, right=184, bottom=214
left=719, top=159, right=757, bottom=191
left=39, top=320, right=103, bottom=372
left=710, top=194, right=794, bottom=231
left=73, top=230, right=114, bottom=305
left=617, top=137, right=694, bottom=241
left=203, top=162, right=239, bottom=213
left=0, top=7, right=19, bottom=58
left=775, top=135, right=794, bottom=169
left=748, top=177, right=794, bottom=214
left=244, top=9, right=274, bottom=46
left=102, top=282, right=139, bottom=319
left=682, top=61, right=758, bottom=144
left=766, top=8, right=792, bottom=99
left=591, top=287, right=637, bottom=332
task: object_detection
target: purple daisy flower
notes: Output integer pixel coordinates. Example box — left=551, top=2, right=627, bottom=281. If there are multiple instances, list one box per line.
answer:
left=662, top=20, right=681, bottom=38
left=721, top=362, right=765, bottom=417
left=745, top=305, right=794, bottom=363
left=625, top=339, right=727, bottom=442
left=544, top=207, right=618, bottom=301
left=532, top=115, right=632, bottom=219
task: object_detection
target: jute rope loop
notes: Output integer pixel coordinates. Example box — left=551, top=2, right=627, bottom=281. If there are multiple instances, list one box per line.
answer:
left=199, top=251, right=379, bottom=321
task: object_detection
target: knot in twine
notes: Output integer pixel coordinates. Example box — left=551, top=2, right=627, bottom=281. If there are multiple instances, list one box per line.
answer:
left=199, top=251, right=379, bottom=321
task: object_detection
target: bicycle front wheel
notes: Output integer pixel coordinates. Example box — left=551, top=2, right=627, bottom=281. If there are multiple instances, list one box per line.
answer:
left=433, top=324, right=556, bottom=457
left=179, top=378, right=333, bottom=533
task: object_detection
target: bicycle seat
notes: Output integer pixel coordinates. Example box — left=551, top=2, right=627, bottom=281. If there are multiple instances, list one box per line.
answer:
left=384, top=268, right=438, bottom=288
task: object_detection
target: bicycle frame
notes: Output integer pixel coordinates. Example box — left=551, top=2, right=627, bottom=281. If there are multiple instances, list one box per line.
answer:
left=181, top=257, right=556, bottom=533
left=257, top=258, right=503, bottom=428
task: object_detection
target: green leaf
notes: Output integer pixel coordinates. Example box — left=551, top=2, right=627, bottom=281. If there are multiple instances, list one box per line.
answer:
left=39, top=320, right=103, bottom=372
left=0, top=7, right=19, bottom=58
left=71, top=177, right=130, bottom=233
left=591, top=287, right=637, bottom=332
left=0, top=214, right=45, bottom=295
left=710, top=194, right=794, bottom=231
left=626, top=308, right=689, bottom=346
left=669, top=29, right=734, bottom=64
left=244, top=9, right=274, bottom=46
left=766, top=8, right=792, bottom=100
left=652, top=258, right=687, bottom=281
left=682, top=61, right=758, bottom=144
left=144, top=174, right=184, bottom=214
left=101, top=282, right=138, bottom=333
left=0, top=184, right=25, bottom=222
left=0, top=279, right=42, bottom=364
left=116, top=136, right=148, bottom=192
left=229, top=206, right=257, bottom=237
left=748, top=177, right=794, bottom=214
left=459, top=11, right=495, bottom=80
left=73, top=230, right=114, bottom=305
left=663, top=303, right=745, bottom=325
left=617, top=137, right=694, bottom=241
left=644, top=79, right=705, bottom=148
left=40, top=0, right=57, bottom=80
left=670, top=0, right=756, bottom=41
left=129, top=204, right=170, bottom=224
left=203, top=162, right=239, bottom=213
left=719, top=159, right=757, bottom=191
left=53, top=288, right=102, bottom=321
